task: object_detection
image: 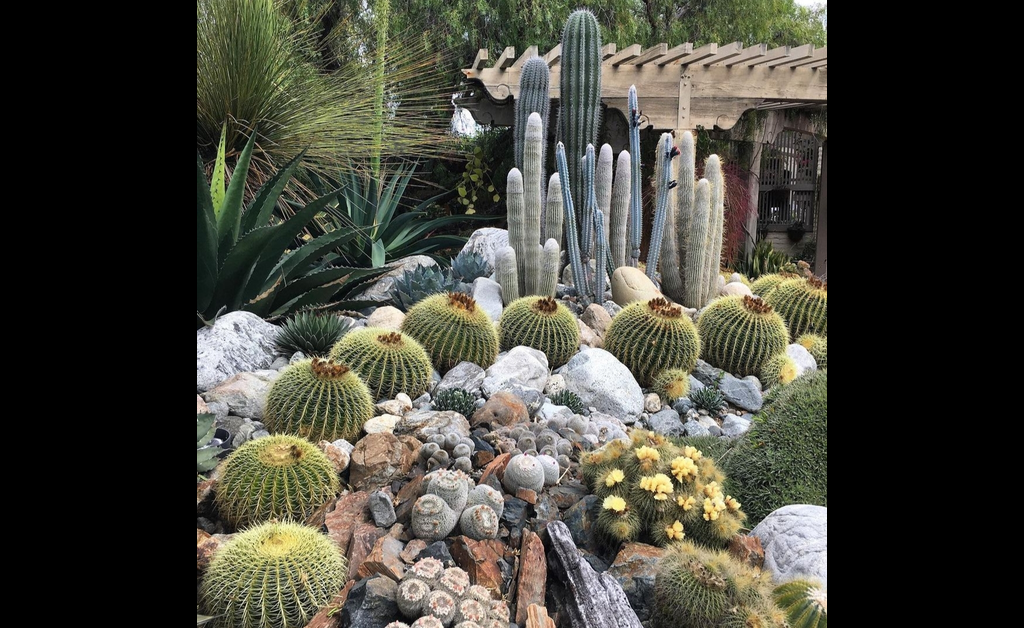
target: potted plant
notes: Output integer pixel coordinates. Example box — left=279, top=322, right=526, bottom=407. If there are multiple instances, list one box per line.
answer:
left=787, top=219, right=806, bottom=243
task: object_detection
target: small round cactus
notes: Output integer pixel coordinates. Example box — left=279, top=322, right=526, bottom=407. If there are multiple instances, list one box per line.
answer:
left=401, top=292, right=500, bottom=373
left=328, top=327, right=433, bottom=400
left=405, top=557, right=445, bottom=586
left=412, top=494, right=458, bottom=541
left=411, top=618, right=444, bottom=628
left=264, top=357, right=375, bottom=442
left=652, top=368, right=691, bottom=403
left=537, top=454, right=561, bottom=486
left=604, top=297, right=701, bottom=386
left=201, top=521, right=346, bottom=628
left=773, top=578, right=827, bottom=628
left=765, top=276, right=827, bottom=339
left=437, top=566, right=471, bottom=598
left=460, top=504, right=500, bottom=540
left=797, top=333, right=827, bottom=368
left=697, top=295, right=789, bottom=378
left=498, top=295, right=580, bottom=368
left=215, top=435, right=340, bottom=528
left=466, top=484, right=505, bottom=519
left=427, top=469, right=470, bottom=512
left=760, top=353, right=798, bottom=389
left=397, top=578, right=432, bottom=618
left=454, top=599, right=490, bottom=625
left=502, top=454, right=546, bottom=494
left=423, top=590, right=457, bottom=625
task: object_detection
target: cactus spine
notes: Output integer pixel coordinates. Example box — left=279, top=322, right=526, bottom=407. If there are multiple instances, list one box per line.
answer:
left=773, top=579, right=827, bottom=628
left=765, top=277, right=827, bottom=339
left=559, top=8, right=602, bottom=240
left=647, top=132, right=679, bottom=281
left=610, top=150, right=631, bottom=269
left=400, top=292, right=500, bottom=373
left=544, top=173, right=564, bottom=246
left=627, top=85, right=642, bottom=266
left=495, top=245, right=519, bottom=305
left=264, top=358, right=375, bottom=442
left=555, top=142, right=588, bottom=300
left=514, top=57, right=550, bottom=185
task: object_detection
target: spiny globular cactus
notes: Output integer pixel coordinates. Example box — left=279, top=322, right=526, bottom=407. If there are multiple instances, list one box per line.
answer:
left=773, top=579, right=827, bottom=628
left=214, top=434, right=340, bottom=529
left=797, top=333, right=827, bottom=368
left=411, top=493, right=458, bottom=542
left=264, top=357, right=375, bottom=442
left=603, top=297, right=701, bottom=386
left=401, top=292, right=500, bottom=373
left=652, top=368, right=691, bottom=403
left=696, top=295, right=790, bottom=378
left=765, top=276, right=828, bottom=339
left=432, top=387, right=476, bottom=417
left=760, top=352, right=799, bottom=389
left=201, top=521, right=346, bottom=628
left=502, top=453, right=546, bottom=494
left=459, top=504, right=500, bottom=540
left=328, top=327, right=433, bottom=401
left=750, top=272, right=799, bottom=298
left=498, top=295, right=580, bottom=368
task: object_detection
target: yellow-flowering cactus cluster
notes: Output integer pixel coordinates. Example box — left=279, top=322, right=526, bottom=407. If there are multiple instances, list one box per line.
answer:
left=581, top=429, right=746, bottom=549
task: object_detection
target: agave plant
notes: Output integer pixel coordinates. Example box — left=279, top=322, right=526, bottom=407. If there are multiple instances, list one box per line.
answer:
left=197, top=130, right=387, bottom=328
left=197, top=413, right=223, bottom=474
left=690, top=385, right=727, bottom=416
left=274, top=311, right=353, bottom=357
left=735, top=238, right=790, bottom=279
left=386, top=264, right=469, bottom=312
left=450, top=250, right=491, bottom=283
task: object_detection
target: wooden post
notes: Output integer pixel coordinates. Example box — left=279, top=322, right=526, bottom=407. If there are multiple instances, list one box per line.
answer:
left=814, top=139, right=827, bottom=277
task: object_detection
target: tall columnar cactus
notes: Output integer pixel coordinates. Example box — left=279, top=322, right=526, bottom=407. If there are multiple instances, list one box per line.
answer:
left=264, top=358, right=375, bottom=442
left=543, top=173, right=564, bottom=246
left=328, top=327, right=433, bottom=401
left=647, top=132, right=679, bottom=281
left=702, top=155, right=725, bottom=304
left=627, top=85, right=642, bottom=266
left=401, top=292, right=500, bottom=373
left=682, top=179, right=713, bottom=308
left=697, top=295, right=790, bottom=378
left=215, top=434, right=340, bottom=529
left=498, top=295, right=580, bottom=368
left=773, top=579, right=827, bottom=628
left=610, top=150, right=631, bottom=269
left=581, top=143, right=598, bottom=266
left=522, top=112, right=545, bottom=295
left=603, top=297, right=701, bottom=386
left=593, top=209, right=608, bottom=305
left=555, top=142, right=587, bottom=299
left=540, top=238, right=560, bottom=298
left=495, top=245, right=519, bottom=305
left=559, top=8, right=602, bottom=236
left=765, top=277, right=828, bottom=339
left=663, top=130, right=696, bottom=303
left=201, top=521, right=346, bottom=628
left=596, top=144, right=614, bottom=259
left=514, top=56, right=550, bottom=183
left=658, top=135, right=683, bottom=299
left=505, top=168, right=529, bottom=292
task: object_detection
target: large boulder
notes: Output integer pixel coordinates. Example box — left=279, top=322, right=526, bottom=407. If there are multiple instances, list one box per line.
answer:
left=197, top=311, right=279, bottom=392
left=201, top=370, right=280, bottom=419
left=750, top=505, right=827, bottom=588
left=459, top=228, right=509, bottom=272
left=354, top=255, right=437, bottom=302
left=561, top=348, right=643, bottom=422
left=610, top=266, right=661, bottom=307
left=482, top=346, right=550, bottom=397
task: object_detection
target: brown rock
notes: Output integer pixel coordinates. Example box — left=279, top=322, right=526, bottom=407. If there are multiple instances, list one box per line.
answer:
left=326, top=492, right=371, bottom=553
left=516, top=487, right=538, bottom=505
left=197, top=529, right=218, bottom=576
left=349, top=432, right=414, bottom=491
left=607, top=542, right=665, bottom=618
left=577, top=319, right=603, bottom=349
left=473, top=449, right=495, bottom=467
left=394, top=475, right=426, bottom=525
left=356, top=534, right=406, bottom=581
left=479, top=452, right=511, bottom=486
left=400, top=538, right=428, bottom=563
left=515, top=528, right=547, bottom=625
left=305, top=580, right=356, bottom=628
left=471, top=391, right=529, bottom=428
left=526, top=604, right=556, bottom=628
left=347, top=523, right=387, bottom=581
left=581, top=304, right=613, bottom=338
left=451, top=536, right=505, bottom=598
left=727, top=534, right=765, bottom=570
left=197, top=395, right=210, bottom=414
left=318, top=440, right=351, bottom=474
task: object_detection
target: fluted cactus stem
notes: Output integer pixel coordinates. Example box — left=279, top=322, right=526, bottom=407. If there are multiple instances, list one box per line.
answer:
left=496, top=245, right=520, bottom=305
left=646, top=132, right=678, bottom=281
left=703, top=155, right=725, bottom=305
left=581, top=144, right=597, bottom=259
left=506, top=168, right=527, bottom=296
left=659, top=136, right=683, bottom=300
left=543, top=172, right=564, bottom=247
left=596, top=144, right=614, bottom=251
left=515, top=57, right=550, bottom=192
left=523, top=113, right=545, bottom=295
left=610, top=150, right=631, bottom=269
left=627, top=85, right=642, bottom=267
left=559, top=9, right=603, bottom=222
left=593, top=209, right=607, bottom=306
left=683, top=179, right=712, bottom=308
left=555, top=142, right=589, bottom=302
left=540, top=238, right=560, bottom=298
left=667, top=131, right=695, bottom=303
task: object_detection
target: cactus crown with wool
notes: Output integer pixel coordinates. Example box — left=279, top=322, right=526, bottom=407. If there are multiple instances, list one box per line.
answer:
left=328, top=326, right=433, bottom=401
left=766, top=276, right=828, bottom=339
left=498, top=296, right=580, bottom=368
left=201, top=521, right=346, bottom=628
left=773, top=578, right=827, bottom=628
left=215, top=434, right=340, bottom=529
left=401, top=292, right=499, bottom=373
left=603, top=297, right=701, bottom=386
left=264, top=357, right=375, bottom=442
left=749, top=272, right=799, bottom=298
left=696, top=295, right=789, bottom=378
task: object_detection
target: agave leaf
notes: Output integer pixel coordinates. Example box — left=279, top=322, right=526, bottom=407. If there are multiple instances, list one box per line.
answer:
left=210, top=123, right=227, bottom=213
left=274, top=227, right=361, bottom=282
left=206, top=225, right=283, bottom=317
left=197, top=413, right=216, bottom=444
left=374, top=163, right=413, bottom=238
left=197, top=153, right=220, bottom=313
left=217, top=131, right=257, bottom=258
left=197, top=615, right=216, bottom=627
left=371, top=240, right=386, bottom=268
left=272, top=266, right=387, bottom=312
left=239, top=149, right=307, bottom=234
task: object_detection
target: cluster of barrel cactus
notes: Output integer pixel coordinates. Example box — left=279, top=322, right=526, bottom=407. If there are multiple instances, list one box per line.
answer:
left=264, top=357, right=375, bottom=442
left=389, top=558, right=512, bottom=628
left=329, top=327, right=433, bottom=401
left=604, top=298, right=701, bottom=385
left=402, top=292, right=499, bottom=374
left=696, top=295, right=789, bottom=378
left=417, top=432, right=477, bottom=473
left=581, top=429, right=745, bottom=549
left=765, top=276, right=828, bottom=339
left=410, top=469, right=502, bottom=542
left=498, top=295, right=580, bottom=367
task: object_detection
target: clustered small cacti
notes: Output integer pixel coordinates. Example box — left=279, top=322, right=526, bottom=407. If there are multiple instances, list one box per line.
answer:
left=502, top=453, right=547, bottom=493
left=431, top=388, right=477, bottom=418
left=603, top=297, right=701, bottom=386
left=264, top=357, right=375, bottom=442
left=215, top=434, right=340, bottom=529
left=772, top=578, right=827, bottom=628
left=419, top=432, right=476, bottom=473
left=765, top=276, right=827, bottom=339
left=498, top=295, right=580, bottom=368
left=401, top=292, right=500, bottom=374
left=411, top=469, right=500, bottom=542
left=274, top=310, right=352, bottom=357
left=697, top=295, right=790, bottom=378
left=201, top=521, right=346, bottom=628
left=797, top=333, right=827, bottom=368
left=393, top=559, right=512, bottom=628
left=581, top=429, right=746, bottom=549
left=328, top=327, right=433, bottom=401
left=760, top=352, right=799, bottom=389
left=483, top=420, right=585, bottom=474
left=652, top=541, right=786, bottom=628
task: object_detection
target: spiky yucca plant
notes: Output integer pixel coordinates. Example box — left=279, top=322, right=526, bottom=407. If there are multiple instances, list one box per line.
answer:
left=264, top=358, right=375, bottom=442
left=275, top=311, right=352, bottom=357
left=401, top=292, right=499, bottom=373
left=603, top=298, right=701, bottom=386
left=765, top=277, right=827, bottom=339
left=329, top=327, right=433, bottom=400
left=498, top=296, right=580, bottom=368
left=697, top=295, right=789, bottom=377
left=201, top=521, right=346, bottom=628
left=215, top=434, right=340, bottom=528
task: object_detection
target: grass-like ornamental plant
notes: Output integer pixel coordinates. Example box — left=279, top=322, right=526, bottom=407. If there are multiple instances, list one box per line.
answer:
left=603, top=298, right=701, bottom=386
left=401, top=292, right=499, bottom=373
left=697, top=295, right=789, bottom=377
left=264, top=358, right=375, bottom=442
left=201, top=520, right=346, bottom=628
left=215, top=435, right=340, bottom=529
left=765, top=276, right=827, bottom=339
left=274, top=311, right=353, bottom=357
left=498, top=296, right=580, bottom=368
left=329, top=327, right=433, bottom=400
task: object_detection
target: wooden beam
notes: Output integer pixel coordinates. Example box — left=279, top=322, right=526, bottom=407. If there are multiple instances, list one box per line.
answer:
left=470, top=49, right=488, bottom=71
left=786, top=46, right=827, bottom=68
left=688, top=65, right=827, bottom=100
left=621, top=43, right=667, bottom=67
left=512, top=46, right=538, bottom=69
left=608, top=44, right=642, bottom=66
left=769, top=44, right=815, bottom=68
left=678, top=43, right=719, bottom=66
left=494, top=46, right=516, bottom=70
left=713, top=43, right=767, bottom=67
left=544, top=44, right=562, bottom=67
left=747, top=45, right=790, bottom=67
left=657, top=43, right=694, bottom=66
left=697, top=42, right=743, bottom=67
left=602, top=43, right=618, bottom=60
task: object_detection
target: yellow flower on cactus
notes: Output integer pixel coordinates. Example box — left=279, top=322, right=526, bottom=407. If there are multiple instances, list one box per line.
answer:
left=635, top=446, right=660, bottom=462
left=703, top=481, right=722, bottom=499
left=664, top=520, right=685, bottom=541
left=604, top=469, right=625, bottom=487
left=682, top=445, right=703, bottom=461
left=640, top=473, right=674, bottom=500
left=603, top=495, right=627, bottom=513
left=670, top=456, right=698, bottom=482
left=724, top=495, right=741, bottom=512
left=702, top=498, right=721, bottom=521
left=677, top=495, right=696, bottom=511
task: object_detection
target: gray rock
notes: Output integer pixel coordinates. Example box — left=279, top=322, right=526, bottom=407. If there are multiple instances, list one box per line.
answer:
left=354, top=255, right=438, bottom=302
left=561, top=348, right=643, bottom=422
left=205, top=400, right=230, bottom=421
left=691, top=359, right=725, bottom=387
left=482, top=346, right=549, bottom=396
left=288, top=351, right=306, bottom=364
left=696, top=415, right=719, bottom=430
left=720, top=413, right=752, bottom=437
left=504, top=383, right=544, bottom=416
left=369, top=490, right=397, bottom=528
left=363, top=414, right=400, bottom=434
left=719, top=375, right=763, bottom=412
left=270, top=356, right=289, bottom=370
left=413, top=393, right=431, bottom=407
left=643, top=393, right=662, bottom=413
left=340, top=576, right=400, bottom=628
left=750, top=505, right=828, bottom=588
left=672, top=398, right=693, bottom=414
left=689, top=375, right=705, bottom=394
left=588, top=412, right=630, bottom=444
left=202, top=370, right=280, bottom=420
left=395, top=410, right=471, bottom=441
left=786, top=343, right=818, bottom=377
left=472, top=276, right=504, bottom=320
left=197, top=311, right=279, bottom=392
left=647, top=408, right=683, bottom=437
left=601, top=301, right=622, bottom=318
left=332, top=439, right=355, bottom=456
left=538, top=403, right=574, bottom=425
left=251, top=429, right=270, bottom=440
left=437, top=361, right=486, bottom=396
left=458, top=227, right=509, bottom=272
left=222, top=418, right=267, bottom=447
left=707, top=424, right=723, bottom=437
left=681, top=419, right=710, bottom=437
